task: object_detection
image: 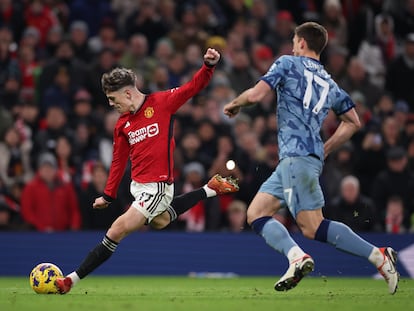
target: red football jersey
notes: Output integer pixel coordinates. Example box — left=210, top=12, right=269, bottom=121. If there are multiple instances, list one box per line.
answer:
left=104, top=64, right=215, bottom=199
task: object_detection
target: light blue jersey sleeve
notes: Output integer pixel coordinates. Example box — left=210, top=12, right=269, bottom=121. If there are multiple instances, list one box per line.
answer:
left=260, top=55, right=354, bottom=161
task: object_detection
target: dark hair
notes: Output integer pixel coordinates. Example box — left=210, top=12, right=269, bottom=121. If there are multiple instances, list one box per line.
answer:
left=101, top=67, right=136, bottom=94
left=294, top=22, right=328, bottom=55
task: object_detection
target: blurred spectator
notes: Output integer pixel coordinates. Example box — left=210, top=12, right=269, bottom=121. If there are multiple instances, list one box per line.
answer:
left=385, top=33, right=414, bottom=111
left=385, top=196, right=407, bottom=233
left=148, top=64, right=170, bottom=92
left=0, top=26, right=21, bottom=109
left=0, top=0, right=25, bottom=43
left=17, top=44, right=40, bottom=102
left=339, top=57, right=383, bottom=109
left=85, top=47, right=118, bottom=112
left=0, top=101, right=13, bottom=140
left=325, top=44, right=349, bottom=82
left=236, top=135, right=278, bottom=205
left=37, top=39, right=87, bottom=106
left=219, top=0, right=250, bottom=34
left=71, top=121, right=97, bottom=167
left=381, top=115, right=405, bottom=149
left=124, top=0, right=168, bottom=53
left=251, top=43, right=274, bottom=75
left=96, top=110, right=118, bottom=170
left=54, top=135, right=76, bottom=184
left=0, top=181, right=29, bottom=231
left=69, top=0, right=113, bottom=37
left=69, top=88, right=101, bottom=132
left=24, top=0, right=59, bottom=48
left=347, top=0, right=385, bottom=55
left=264, top=10, right=295, bottom=55
left=41, top=65, right=76, bottom=115
left=87, top=22, right=117, bottom=55
left=193, top=1, right=225, bottom=36
left=32, top=105, right=74, bottom=158
left=168, top=5, right=208, bottom=52
left=42, top=25, right=63, bottom=61
left=393, top=0, right=414, bottom=39
left=21, top=152, right=81, bottom=232
left=370, top=146, right=414, bottom=230
left=222, top=199, right=248, bottom=233
left=354, top=124, right=386, bottom=195
left=0, top=126, right=33, bottom=188
left=69, top=20, right=93, bottom=63
left=373, top=93, right=394, bottom=122
left=357, top=13, right=396, bottom=88
left=119, top=34, right=157, bottom=85
left=320, top=0, right=348, bottom=48
left=322, top=142, right=356, bottom=205
left=196, top=119, right=218, bottom=167
left=167, top=52, right=187, bottom=87
left=177, top=162, right=207, bottom=232
left=227, top=49, right=259, bottom=95
left=326, top=175, right=380, bottom=232
left=79, top=162, right=124, bottom=230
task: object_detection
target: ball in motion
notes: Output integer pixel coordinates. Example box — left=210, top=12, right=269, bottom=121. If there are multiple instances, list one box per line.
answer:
left=29, top=263, right=63, bottom=294
left=226, top=160, right=236, bottom=170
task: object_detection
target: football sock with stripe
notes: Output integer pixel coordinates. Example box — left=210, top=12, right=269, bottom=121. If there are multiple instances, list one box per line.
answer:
left=251, top=216, right=303, bottom=258
left=315, top=219, right=374, bottom=258
left=75, top=235, right=118, bottom=279
left=167, top=188, right=207, bottom=222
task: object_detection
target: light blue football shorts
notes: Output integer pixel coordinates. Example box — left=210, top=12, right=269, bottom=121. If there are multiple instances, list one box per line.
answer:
left=258, top=155, right=325, bottom=218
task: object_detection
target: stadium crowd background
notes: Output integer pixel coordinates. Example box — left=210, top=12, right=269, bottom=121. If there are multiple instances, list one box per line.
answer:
left=0, top=0, right=414, bottom=234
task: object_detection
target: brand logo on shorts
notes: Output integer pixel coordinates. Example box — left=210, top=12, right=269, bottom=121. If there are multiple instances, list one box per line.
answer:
left=128, top=123, right=159, bottom=145
left=144, top=107, right=154, bottom=118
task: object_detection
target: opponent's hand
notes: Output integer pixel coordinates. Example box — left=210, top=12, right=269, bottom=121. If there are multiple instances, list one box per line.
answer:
left=204, top=48, right=220, bottom=66
left=223, top=102, right=241, bottom=118
left=93, top=196, right=110, bottom=209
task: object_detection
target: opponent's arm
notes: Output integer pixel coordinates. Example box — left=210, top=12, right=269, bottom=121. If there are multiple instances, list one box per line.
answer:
left=223, top=80, right=271, bottom=118
left=324, top=108, right=361, bottom=159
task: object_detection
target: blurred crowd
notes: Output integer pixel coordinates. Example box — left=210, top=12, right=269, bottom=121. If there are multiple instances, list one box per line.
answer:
left=1, top=0, right=414, bottom=234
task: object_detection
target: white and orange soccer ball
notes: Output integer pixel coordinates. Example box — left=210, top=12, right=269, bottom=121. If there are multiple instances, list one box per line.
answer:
left=29, top=263, right=63, bottom=294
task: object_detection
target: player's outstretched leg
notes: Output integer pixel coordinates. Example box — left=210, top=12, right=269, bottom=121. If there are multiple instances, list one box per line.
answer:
left=165, top=174, right=239, bottom=223
left=55, top=235, right=118, bottom=294
left=207, top=174, right=239, bottom=194
left=314, top=219, right=399, bottom=294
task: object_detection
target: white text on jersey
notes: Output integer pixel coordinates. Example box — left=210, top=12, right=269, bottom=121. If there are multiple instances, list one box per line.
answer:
left=128, top=123, right=159, bottom=145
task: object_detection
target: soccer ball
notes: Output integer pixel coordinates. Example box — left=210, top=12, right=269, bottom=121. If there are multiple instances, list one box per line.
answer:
left=29, top=263, right=63, bottom=294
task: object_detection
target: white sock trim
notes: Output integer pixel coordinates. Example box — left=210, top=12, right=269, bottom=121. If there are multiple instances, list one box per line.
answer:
left=67, top=271, right=80, bottom=286
left=368, top=247, right=383, bottom=267
left=287, top=246, right=306, bottom=264
left=203, top=184, right=217, bottom=198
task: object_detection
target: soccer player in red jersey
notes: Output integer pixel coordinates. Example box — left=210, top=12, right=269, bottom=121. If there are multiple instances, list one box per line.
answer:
left=55, top=48, right=239, bottom=294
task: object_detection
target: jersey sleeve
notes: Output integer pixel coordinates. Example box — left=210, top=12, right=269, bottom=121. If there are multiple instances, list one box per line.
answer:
left=331, top=87, right=355, bottom=116
left=259, top=55, right=289, bottom=90
left=163, top=63, right=215, bottom=113
left=103, top=123, right=130, bottom=200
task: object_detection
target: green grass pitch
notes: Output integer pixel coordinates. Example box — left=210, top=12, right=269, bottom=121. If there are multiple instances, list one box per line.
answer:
left=1, top=276, right=413, bottom=311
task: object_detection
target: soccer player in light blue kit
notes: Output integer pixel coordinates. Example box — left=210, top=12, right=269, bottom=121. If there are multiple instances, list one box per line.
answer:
left=223, top=22, right=399, bottom=294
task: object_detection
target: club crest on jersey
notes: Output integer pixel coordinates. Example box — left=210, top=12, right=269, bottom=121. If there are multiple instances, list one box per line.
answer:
left=144, top=107, right=154, bottom=118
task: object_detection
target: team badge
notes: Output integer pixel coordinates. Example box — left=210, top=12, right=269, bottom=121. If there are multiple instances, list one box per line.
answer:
left=144, top=107, right=154, bottom=118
